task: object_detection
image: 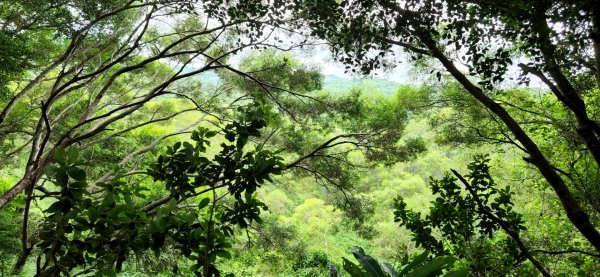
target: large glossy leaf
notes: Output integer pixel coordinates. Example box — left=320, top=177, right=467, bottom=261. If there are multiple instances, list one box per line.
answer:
left=405, top=256, right=457, bottom=277
left=343, top=257, right=368, bottom=277
left=398, top=251, right=430, bottom=276
left=381, top=262, right=399, bottom=277
left=352, top=246, right=387, bottom=277
left=214, top=250, right=232, bottom=259
left=443, top=268, right=469, bottom=277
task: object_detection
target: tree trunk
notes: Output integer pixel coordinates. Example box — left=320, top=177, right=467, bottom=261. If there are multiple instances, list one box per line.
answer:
left=422, top=38, right=600, bottom=252
left=0, top=157, right=49, bottom=209
left=11, top=245, right=33, bottom=275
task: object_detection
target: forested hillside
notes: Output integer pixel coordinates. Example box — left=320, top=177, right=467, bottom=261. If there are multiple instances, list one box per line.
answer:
left=1, top=1, right=600, bottom=276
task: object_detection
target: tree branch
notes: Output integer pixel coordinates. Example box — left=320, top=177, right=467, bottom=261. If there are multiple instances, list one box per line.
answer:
left=451, top=169, right=552, bottom=277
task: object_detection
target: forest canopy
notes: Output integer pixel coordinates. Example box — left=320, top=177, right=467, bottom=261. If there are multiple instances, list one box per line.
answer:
left=1, top=0, right=600, bottom=276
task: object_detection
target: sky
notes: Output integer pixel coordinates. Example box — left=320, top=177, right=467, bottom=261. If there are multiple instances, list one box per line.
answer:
left=293, top=45, right=418, bottom=84
left=294, top=45, right=546, bottom=89
left=150, top=4, right=548, bottom=90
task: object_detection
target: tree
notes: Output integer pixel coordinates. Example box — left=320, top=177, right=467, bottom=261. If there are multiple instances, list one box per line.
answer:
left=1, top=3, right=306, bottom=271
left=16, top=72, right=421, bottom=275
left=1, top=3, right=425, bottom=270
left=33, top=102, right=282, bottom=276
left=290, top=0, right=600, bottom=253
left=0, top=0, right=323, bottom=210
left=394, top=156, right=550, bottom=276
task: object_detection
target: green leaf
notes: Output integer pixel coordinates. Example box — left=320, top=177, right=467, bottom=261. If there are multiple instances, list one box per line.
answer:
left=54, top=148, right=66, bottom=162
left=45, top=201, right=62, bottom=213
left=67, top=167, right=86, bottom=181
left=56, top=169, right=69, bottom=186
left=98, top=268, right=116, bottom=277
left=398, top=251, right=429, bottom=275
left=166, top=198, right=177, bottom=212
left=381, top=262, right=398, bottom=277
left=405, top=256, right=456, bottom=277
left=65, top=148, right=79, bottom=164
left=214, top=250, right=232, bottom=259
left=343, top=257, right=368, bottom=277
left=73, top=217, right=89, bottom=228
left=198, top=198, right=210, bottom=210
left=443, top=268, right=469, bottom=277
left=206, top=130, right=217, bottom=138
left=352, top=246, right=386, bottom=277
left=190, top=263, right=200, bottom=272
left=191, top=131, right=200, bottom=141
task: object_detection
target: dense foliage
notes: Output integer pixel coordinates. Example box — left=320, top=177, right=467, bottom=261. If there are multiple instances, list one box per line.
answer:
left=1, top=0, right=600, bottom=276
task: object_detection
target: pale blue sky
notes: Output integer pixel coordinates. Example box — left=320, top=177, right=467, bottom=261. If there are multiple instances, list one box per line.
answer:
left=293, top=46, right=417, bottom=84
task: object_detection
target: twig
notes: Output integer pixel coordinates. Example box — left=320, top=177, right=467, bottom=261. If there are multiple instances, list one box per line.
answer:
left=451, top=169, right=552, bottom=277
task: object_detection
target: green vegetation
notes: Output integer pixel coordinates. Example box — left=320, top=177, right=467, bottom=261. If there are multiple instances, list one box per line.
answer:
left=1, top=0, right=600, bottom=276
left=341, top=246, right=467, bottom=277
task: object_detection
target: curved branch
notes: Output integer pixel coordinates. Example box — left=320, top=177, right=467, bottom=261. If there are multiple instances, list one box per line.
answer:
left=285, top=133, right=368, bottom=168
left=451, top=169, right=552, bottom=277
left=530, top=249, right=600, bottom=259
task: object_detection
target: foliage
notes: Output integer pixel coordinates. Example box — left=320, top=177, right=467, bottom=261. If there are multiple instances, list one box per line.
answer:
left=339, top=195, right=377, bottom=239
left=33, top=101, right=285, bottom=276
left=291, top=0, right=600, bottom=253
left=340, top=246, right=467, bottom=277
left=393, top=156, right=527, bottom=274
left=0, top=188, right=22, bottom=273
left=2, top=0, right=600, bottom=275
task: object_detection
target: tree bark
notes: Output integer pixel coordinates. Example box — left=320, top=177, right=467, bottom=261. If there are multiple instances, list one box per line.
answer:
left=452, top=169, right=553, bottom=277
left=531, top=16, right=600, bottom=167
left=419, top=37, right=600, bottom=252
left=11, top=244, right=34, bottom=275
left=0, top=155, right=50, bottom=209
left=590, top=0, right=600, bottom=87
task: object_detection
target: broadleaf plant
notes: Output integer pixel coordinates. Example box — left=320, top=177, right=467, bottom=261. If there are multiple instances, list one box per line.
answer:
left=340, top=246, right=467, bottom=277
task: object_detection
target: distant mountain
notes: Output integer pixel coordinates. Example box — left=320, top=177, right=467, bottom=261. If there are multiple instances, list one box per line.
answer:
left=192, top=71, right=400, bottom=96
left=197, top=71, right=221, bottom=84
left=322, top=75, right=400, bottom=96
